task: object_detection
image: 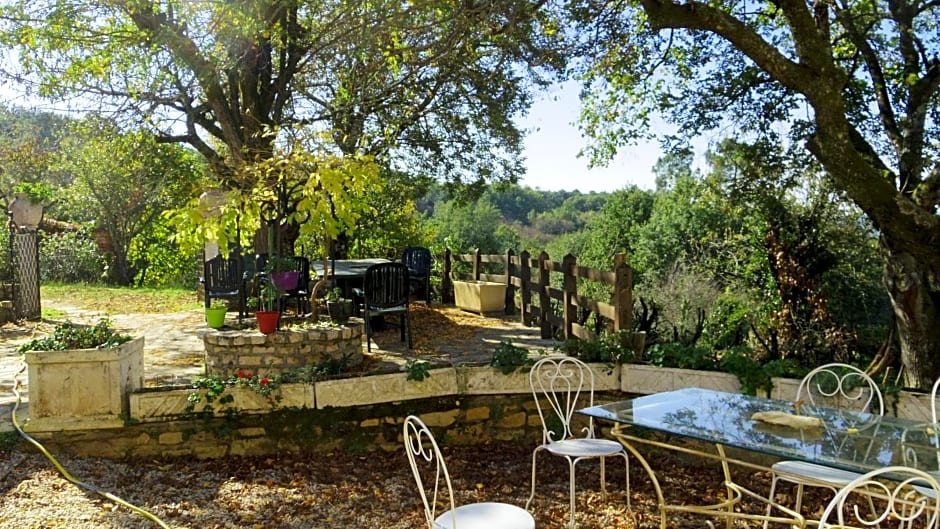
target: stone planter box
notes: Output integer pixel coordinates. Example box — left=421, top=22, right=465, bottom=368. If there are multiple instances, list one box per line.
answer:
left=24, top=336, right=144, bottom=431
left=458, top=363, right=620, bottom=395
left=453, top=280, right=507, bottom=314
left=621, top=364, right=741, bottom=395
left=315, top=368, right=458, bottom=408
left=131, top=384, right=313, bottom=419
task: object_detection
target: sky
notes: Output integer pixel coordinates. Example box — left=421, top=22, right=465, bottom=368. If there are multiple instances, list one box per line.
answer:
left=516, top=81, right=661, bottom=193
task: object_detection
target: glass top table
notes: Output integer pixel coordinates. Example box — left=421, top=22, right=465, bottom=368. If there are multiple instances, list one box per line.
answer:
left=579, top=387, right=940, bottom=528
left=580, top=387, right=940, bottom=477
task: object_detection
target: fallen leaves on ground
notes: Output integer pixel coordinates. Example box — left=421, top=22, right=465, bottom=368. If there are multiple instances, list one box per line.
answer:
left=0, top=438, right=834, bottom=529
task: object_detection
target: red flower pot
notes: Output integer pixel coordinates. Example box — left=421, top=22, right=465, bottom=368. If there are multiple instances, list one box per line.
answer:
left=255, top=310, right=279, bottom=334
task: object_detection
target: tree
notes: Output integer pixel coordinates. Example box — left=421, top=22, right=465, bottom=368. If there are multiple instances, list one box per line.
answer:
left=56, top=118, right=201, bottom=285
left=569, top=0, right=940, bottom=388
left=0, top=1, right=562, bottom=248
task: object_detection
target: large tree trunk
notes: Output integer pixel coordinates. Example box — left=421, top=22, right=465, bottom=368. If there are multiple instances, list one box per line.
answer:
left=882, top=239, right=940, bottom=389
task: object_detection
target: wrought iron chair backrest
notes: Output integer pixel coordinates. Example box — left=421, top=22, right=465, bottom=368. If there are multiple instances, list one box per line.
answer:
left=797, top=363, right=884, bottom=415
left=817, top=466, right=940, bottom=529
left=530, top=356, right=597, bottom=443
left=403, top=415, right=457, bottom=529
left=362, top=262, right=410, bottom=309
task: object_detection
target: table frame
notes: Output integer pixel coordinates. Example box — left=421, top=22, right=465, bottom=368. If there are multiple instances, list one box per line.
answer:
left=607, top=423, right=805, bottom=529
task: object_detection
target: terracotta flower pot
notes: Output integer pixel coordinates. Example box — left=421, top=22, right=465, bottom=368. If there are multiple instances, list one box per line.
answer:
left=255, top=310, right=279, bottom=334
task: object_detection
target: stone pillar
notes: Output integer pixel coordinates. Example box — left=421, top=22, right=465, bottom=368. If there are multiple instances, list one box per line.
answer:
left=13, top=231, right=40, bottom=319
left=9, top=193, right=43, bottom=320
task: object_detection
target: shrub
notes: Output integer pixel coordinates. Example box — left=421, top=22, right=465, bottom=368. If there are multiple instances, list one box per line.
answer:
left=39, top=230, right=105, bottom=283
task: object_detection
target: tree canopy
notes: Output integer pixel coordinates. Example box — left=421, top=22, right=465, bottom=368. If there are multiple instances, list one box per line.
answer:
left=569, top=0, right=940, bottom=387
left=0, top=0, right=562, bottom=191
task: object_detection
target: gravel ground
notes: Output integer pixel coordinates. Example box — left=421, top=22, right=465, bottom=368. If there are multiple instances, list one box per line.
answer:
left=0, top=434, right=832, bottom=529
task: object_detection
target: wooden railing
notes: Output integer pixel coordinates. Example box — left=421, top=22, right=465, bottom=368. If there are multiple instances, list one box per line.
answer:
left=440, top=249, right=639, bottom=346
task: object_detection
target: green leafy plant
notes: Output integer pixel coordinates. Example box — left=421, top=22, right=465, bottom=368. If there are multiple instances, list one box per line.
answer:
left=403, top=359, right=432, bottom=381
left=266, top=255, right=298, bottom=274
left=208, top=299, right=228, bottom=310
left=13, top=181, right=54, bottom=204
left=489, top=341, right=533, bottom=374
left=16, top=319, right=133, bottom=353
left=326, top=287, right=346, bottom=302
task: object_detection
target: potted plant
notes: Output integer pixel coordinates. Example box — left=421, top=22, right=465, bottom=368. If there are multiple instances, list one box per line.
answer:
left=325, top=287, right=353, bottom=324
left=205, top=299, right=228, bottom=329
left=266, top=255, right=300, bottom=291
left=251, top=281, right=280, bottom=334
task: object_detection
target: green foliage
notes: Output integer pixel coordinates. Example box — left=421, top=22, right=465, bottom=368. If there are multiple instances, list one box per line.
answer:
left=646, top=342, right=717, bottom=371
left=13, top=181, right=54, bottom=203
left=17, top=319, right=132, bottom=353
left=489, top=341, right=533, bottom=374
left=266, top=255, right=298, bottom=274
left=560, top=330, right=641, bottom=365
left=718, top=349, right=801, bottom=396
left=187, top=357, right=357, bottom=414
left=39, top=230, right=106, bottom=283
left=54, top=118, right=199, bottom=286
left=403, top=359, right=432, bottom=382
left=208, top=299, right=228, bottom=310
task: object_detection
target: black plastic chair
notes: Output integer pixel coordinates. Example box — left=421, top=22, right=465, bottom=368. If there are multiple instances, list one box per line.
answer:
left=402, top=246, right=433, bottom=304
left=283, top=256, right=312, bottom=315
left=354, top=262, right=412, bottom=352
left=203, top=254, right=245, bottom=318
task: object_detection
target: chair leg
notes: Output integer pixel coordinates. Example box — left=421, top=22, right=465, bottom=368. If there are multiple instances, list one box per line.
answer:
left=406, top=311, right=413, bottom=348
left=763, top=475, right=780, bottom=529
left=365, top=311, right=372, bottom=353
left=567, top=457, right=577, bottom=529
left=526, top=449, right=540, bottom=510
left=399, top=313, right=405, bottom=343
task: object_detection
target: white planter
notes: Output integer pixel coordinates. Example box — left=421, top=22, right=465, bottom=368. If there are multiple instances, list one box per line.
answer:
left=453, top=280, right=507, bottom=314
left=24, top=336, right=144, bottom=431
left=621, top=364, right=741, bottom=394
left=10, top=193, right=43, bottom=229
left=315, top=368, right=458, bottom=407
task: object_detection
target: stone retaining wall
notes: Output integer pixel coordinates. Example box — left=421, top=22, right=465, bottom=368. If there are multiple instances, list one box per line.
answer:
left=25, top=394, right=572, bottom=459
left=201, top=320, right=363, bottom=377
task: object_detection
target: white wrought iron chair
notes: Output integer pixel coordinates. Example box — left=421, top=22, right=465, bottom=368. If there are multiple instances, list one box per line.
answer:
left=403, top=415, right=535, bottom=529
left=764, top=363, right=885, bottom=527
left=816, top=466, right=940, bottom=529
left=526, top=356, right=629, bottom=529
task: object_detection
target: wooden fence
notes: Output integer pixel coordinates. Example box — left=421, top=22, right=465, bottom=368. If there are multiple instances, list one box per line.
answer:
left=440, top=249, right=640, bottom=346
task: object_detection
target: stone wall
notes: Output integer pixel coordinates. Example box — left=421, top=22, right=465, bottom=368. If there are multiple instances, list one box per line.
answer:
left=201, top=321, right=363, bottom=377
left=24, top=393, right=604, bottom=459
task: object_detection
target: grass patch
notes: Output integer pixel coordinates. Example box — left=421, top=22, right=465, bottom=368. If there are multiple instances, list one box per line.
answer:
left=41, top=283, right=201, bottom=314
left=41, top=307, right=68, bottom=320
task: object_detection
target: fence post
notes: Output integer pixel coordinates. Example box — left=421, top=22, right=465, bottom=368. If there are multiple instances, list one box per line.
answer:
left=613, top=253, right=633, bottom=332
left=519, top=250, right=531, bottom=325
left=562, top=254, right=577, bottom=340
left=504, top=249, right=515, bottom=315
left=473, top=249, right=482, bottom=280
left=538, top=251, right=551, bottom=339
left=442, top=248, right=453, bottom=304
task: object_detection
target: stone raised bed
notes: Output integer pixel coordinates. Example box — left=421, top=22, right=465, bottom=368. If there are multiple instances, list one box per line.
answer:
left=200, top=319, right=364, bottom=378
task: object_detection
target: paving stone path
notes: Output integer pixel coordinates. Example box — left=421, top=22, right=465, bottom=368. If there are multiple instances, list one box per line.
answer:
left=1, top=301, right=560, bottom=431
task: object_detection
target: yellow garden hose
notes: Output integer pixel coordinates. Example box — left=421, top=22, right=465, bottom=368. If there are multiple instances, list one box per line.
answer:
left=9, top=360, right=171, bottom=528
